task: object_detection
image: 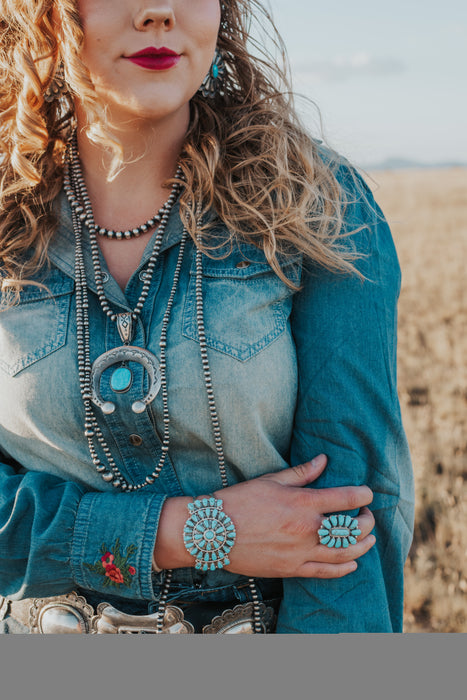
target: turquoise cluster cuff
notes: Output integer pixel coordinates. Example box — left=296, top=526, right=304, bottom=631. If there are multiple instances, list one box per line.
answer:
left=183, top=497, right=236, bottom=571
left=318, top=514, right=361, bottom=548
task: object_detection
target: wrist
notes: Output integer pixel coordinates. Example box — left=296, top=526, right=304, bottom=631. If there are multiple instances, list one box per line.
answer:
left=152, top=496, right=193, bottom=570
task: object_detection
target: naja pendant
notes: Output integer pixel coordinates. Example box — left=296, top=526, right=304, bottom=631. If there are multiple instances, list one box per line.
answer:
left=90, top=346, right=161, bottom=415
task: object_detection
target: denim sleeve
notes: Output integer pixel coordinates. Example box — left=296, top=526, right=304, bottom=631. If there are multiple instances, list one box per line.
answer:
left=0, top=455, right=167, bottom=602
left=277, top=169, right=415, bottom=633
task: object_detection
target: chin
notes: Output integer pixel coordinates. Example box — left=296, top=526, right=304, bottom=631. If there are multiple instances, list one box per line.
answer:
left=105, top=91, right=192, bottom=126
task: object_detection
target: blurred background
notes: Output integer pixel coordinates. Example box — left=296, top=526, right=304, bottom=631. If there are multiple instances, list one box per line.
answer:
left=267, top=0, right=467, bottom=632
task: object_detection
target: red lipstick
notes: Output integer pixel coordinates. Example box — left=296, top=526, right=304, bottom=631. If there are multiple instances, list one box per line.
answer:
left=125, top=47, right=181, bottom=71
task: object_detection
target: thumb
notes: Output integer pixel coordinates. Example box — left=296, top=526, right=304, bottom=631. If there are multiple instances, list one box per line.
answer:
left=264, top=454, right=328, bottom=487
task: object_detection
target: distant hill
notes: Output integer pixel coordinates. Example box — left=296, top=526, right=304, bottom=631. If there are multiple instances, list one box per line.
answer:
left=363, top=157, right=467, bottom=171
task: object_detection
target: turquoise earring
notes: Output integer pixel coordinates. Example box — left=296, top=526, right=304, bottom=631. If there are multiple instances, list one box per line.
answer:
left=198, top=48, right=226, bottom=99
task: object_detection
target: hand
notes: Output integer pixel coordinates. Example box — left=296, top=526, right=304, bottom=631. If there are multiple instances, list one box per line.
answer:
left=212, top=454, right=375, bottom=579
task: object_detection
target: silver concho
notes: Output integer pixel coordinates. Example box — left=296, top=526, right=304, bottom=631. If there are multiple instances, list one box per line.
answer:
left=91, top=603, right=194, bottom=634
left=202, top=602, right=275, bottom=634
left=29, top=592, right=94, bottom=634
left=90, top=346, right=161, bottom=415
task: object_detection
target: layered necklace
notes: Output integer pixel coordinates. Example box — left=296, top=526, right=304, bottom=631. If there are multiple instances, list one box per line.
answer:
left=64, top=132, right=264, bottom=633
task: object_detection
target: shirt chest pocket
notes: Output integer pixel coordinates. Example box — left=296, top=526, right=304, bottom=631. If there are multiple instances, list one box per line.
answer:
left=182, top=246, right=300, bottom=362
left=0, top=271, right=74, bottom=377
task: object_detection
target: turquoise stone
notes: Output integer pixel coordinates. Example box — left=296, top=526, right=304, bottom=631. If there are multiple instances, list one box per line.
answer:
left=110, top=366, right=132, bottom=393
left=331, top=528, right=351, bottom=537
left=212, top=65, right=219, bottom=78
left=205, top=530, right=215, bottom=540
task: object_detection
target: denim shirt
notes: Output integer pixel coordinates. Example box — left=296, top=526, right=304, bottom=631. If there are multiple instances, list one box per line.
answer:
left=0, top=165, right=414, bottom=633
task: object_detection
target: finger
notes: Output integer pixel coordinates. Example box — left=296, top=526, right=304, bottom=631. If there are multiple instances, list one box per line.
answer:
left=295, top=560, right=358, bottom=579
left=263, top=454, right=328, bottom=487
left=311, top=485, right=374, bottom=512
left=354, top=507, right=375, bottom=538
left=313, top=534, right=376, bottom=564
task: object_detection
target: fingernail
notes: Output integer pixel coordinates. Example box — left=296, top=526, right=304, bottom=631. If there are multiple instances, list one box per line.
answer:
left=311, top=454, right=326, bottom=467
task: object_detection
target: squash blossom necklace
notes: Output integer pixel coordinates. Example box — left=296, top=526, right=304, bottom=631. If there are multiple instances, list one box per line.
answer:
left=64, top=131, right=265, bottom=633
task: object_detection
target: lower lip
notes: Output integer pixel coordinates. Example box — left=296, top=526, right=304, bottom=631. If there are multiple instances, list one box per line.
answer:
left=126, top=55, right=181, bottom=70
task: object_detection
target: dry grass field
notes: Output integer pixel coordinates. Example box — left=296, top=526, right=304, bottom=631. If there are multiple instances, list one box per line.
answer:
left=369, top=167, right=467, bottom=632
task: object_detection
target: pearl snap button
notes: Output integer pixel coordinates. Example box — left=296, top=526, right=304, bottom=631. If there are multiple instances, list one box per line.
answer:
left=129, top=434, right=143, bottom=447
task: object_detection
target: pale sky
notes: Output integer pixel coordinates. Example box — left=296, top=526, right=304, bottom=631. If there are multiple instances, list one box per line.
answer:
left=262, top=0, right=467, bottom=167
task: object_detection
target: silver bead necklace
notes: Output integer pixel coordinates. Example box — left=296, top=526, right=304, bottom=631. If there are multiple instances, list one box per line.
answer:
left=64, top=132, right=263, bottom=632
left=88, top=209, right=172, bottom=241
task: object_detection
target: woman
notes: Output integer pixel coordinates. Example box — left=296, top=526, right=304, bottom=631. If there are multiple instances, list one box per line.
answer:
left=0, top=0, right=414, bottom=634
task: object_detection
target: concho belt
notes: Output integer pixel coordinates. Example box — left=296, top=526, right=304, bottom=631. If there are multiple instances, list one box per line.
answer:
left=6, top=592, right=276, bottom=634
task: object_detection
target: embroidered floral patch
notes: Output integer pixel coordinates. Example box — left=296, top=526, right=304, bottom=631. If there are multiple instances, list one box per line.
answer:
left=85, top=539, right=137, bottom=589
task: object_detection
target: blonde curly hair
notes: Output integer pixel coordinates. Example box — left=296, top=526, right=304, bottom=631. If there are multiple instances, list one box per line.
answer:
left=0, top=0, right=359, bottom=292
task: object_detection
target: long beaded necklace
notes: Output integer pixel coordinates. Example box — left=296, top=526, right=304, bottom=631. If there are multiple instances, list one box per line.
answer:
left=64, top=132, right=263, bottom=633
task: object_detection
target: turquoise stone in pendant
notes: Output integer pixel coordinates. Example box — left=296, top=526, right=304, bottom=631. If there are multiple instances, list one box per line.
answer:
left=110, top=366, right=133, bottom=393
left=212, top=64, right=219, bottom=78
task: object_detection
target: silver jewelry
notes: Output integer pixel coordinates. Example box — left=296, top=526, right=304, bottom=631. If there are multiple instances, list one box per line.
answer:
left=318, top=514, right=361, bottom=548
left=64, top=132, right=184, bottom=491
left=13, top=590, right=275, bottom=634
left=44, top=63, right=68, bottom=103
left=84, top=206, right=173, bottom=241
left=198, top=48, right=226, bottom=99
left=64, top=132, right=265, bottom=631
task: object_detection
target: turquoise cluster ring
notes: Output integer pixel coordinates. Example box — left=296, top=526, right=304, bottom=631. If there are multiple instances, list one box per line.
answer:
left=318, top=514, right=361, bottom=549
left=183, top=497, right=236, bottom=571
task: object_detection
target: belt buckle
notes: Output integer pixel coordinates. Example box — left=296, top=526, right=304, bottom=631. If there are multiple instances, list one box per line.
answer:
left=29, top=592, right=95, bottom=634
left=91, top=603, right=195, bottom=634
left=202, top=601, right=275, bottom=634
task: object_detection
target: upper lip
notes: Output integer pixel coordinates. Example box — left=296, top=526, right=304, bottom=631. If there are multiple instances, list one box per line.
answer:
left=126, top=47, right=180, bottom=58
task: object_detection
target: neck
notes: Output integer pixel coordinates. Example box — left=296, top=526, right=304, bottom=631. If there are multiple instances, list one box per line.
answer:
left=74, top=107, right=189, bottom=231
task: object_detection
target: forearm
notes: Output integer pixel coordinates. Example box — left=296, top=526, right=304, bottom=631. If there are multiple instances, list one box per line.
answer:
left=0, top=456, right=167, bottom=601
left=152, top=496, right=193, bottom=570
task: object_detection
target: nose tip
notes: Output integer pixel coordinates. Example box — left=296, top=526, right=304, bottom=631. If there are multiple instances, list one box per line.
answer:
left=134, top=7, right=176, bottom=31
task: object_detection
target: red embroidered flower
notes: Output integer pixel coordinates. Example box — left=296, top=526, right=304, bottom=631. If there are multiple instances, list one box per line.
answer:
left=101, top=552, right=114, bottom=568
left=128, top=566, right=136, bottom=576
left=104, top=564, right=124, bottom=584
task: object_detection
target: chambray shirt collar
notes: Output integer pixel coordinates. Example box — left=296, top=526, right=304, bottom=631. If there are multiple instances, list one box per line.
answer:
left=48, top=188, right=185, bottom=307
